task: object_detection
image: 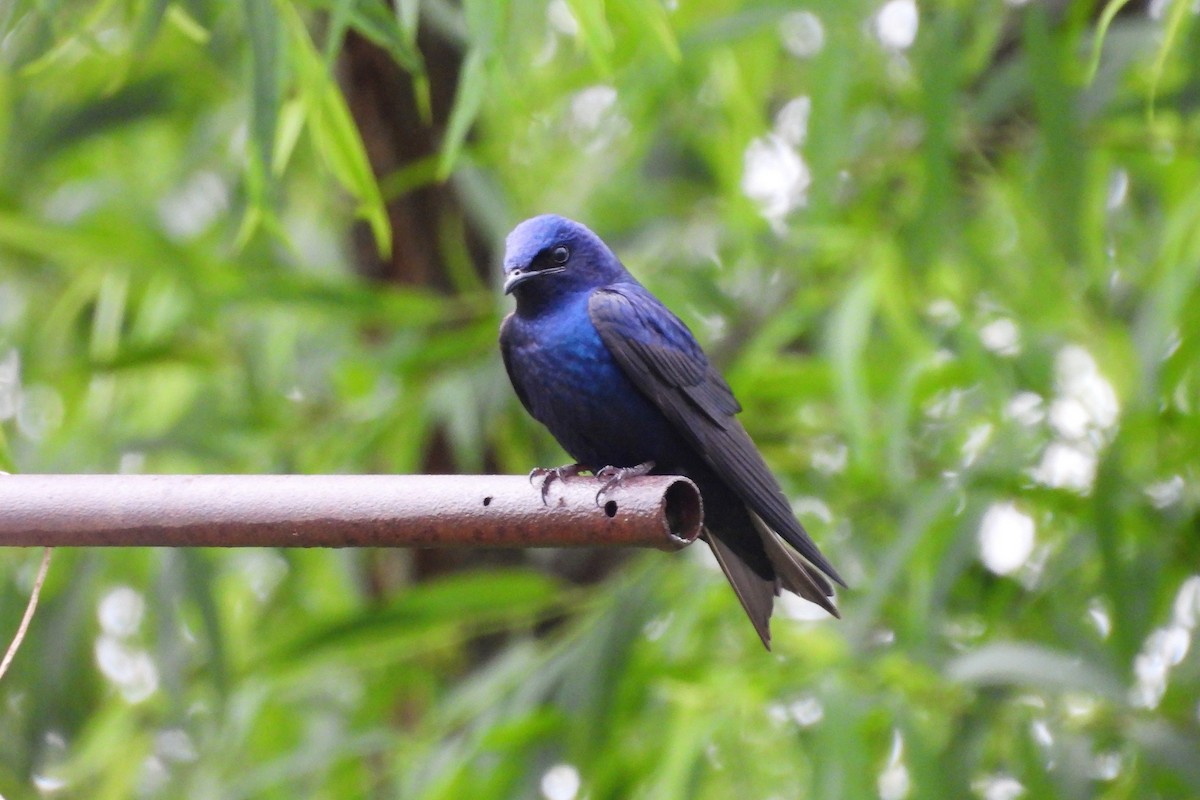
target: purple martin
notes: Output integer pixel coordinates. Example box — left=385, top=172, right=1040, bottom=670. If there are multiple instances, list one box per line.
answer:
left=499, top=215, right=843, bottom=648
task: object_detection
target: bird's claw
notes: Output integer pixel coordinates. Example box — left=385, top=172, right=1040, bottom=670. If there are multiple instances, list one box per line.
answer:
left=529, top=463, right=586, bottom=504
left=594, top=461, right=656, bottom=505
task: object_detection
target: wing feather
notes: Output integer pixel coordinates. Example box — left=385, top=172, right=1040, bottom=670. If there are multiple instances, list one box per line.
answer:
left=500, top=313, right=535, bottom=415
left=589, top=284, right=844, bottom=586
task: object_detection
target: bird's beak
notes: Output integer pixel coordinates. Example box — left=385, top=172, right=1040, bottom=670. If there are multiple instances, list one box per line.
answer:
left=504, top=265, right=565, bottom=295
left=503, top=268, right=533, bottom=295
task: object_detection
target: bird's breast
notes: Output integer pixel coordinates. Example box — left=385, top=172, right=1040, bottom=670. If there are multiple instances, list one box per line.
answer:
left=518, top=303, right=630, bottom=407
left=509, top=302, right=681, bottom=468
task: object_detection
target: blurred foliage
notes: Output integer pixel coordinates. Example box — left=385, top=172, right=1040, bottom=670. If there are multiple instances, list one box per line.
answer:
left=1, top=0, right=1199, bottom=798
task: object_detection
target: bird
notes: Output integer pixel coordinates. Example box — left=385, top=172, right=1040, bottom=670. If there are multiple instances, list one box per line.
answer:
left=499, top=214, right=844, bottom=648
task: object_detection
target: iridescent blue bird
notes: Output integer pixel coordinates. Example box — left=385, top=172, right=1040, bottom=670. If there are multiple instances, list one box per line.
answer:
left=499, top=215, right=843, bottom=648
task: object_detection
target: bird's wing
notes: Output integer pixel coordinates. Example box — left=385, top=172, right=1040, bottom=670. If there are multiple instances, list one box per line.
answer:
left=499, top=312, right=535, bottom=416
left=588, top=283, right=844, bottom=586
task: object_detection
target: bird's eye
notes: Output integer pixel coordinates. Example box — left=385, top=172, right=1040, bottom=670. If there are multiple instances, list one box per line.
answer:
left=551, top=245, right=570, bottom=265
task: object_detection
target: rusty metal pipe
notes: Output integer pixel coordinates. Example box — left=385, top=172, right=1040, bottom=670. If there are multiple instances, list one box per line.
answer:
left=0, top=474, right=702, bottom=551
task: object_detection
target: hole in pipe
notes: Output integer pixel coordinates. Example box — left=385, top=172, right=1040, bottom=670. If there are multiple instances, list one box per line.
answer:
left=604, top=500, right=618, bottom=518
left=482, top=496, right=492, bottom=507
left=664, top=479, right=703, bottom=541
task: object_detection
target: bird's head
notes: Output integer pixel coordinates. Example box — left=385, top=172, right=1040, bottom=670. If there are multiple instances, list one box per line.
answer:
left=502, top=215, right=630, bottom=309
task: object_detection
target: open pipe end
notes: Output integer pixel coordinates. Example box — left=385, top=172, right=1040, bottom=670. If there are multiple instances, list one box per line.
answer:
left=661, top=477, right=703, bottom=548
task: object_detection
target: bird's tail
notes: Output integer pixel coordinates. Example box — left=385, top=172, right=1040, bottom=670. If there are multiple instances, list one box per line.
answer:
left=704, top=514, right=840, bottom=650
left=704, top=529, right=777, bottom=649
left=752, top=512, right=840, bottom=618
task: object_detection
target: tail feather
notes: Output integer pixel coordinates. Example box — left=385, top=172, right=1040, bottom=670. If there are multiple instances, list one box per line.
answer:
left=703, top=529, right=776, bottom=649
left=752, top=513, right=840, bottom=619
left=697, top=477, right=841, bottom=648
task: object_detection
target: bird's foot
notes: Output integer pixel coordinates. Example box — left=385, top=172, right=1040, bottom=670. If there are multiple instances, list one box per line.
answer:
left=594, top=461, right=656, bottom=505
left=529, top=463, right=587, bottom=504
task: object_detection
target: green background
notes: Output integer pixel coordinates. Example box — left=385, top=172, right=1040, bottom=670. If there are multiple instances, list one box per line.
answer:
left=0, top=0, right=1198, bottom=797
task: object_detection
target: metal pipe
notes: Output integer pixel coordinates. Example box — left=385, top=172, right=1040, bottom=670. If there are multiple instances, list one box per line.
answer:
left=0, top=474, right=702, bottom=551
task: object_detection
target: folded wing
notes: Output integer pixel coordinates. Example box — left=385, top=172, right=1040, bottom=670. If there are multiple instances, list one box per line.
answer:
left=588, top=283, right=845, bottom=588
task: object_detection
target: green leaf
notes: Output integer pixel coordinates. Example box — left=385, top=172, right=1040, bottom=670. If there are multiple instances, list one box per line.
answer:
left=263, top=570, right=564, bottom=667
left=825, top=268, right=877, bottom=464
left=278, top=0, right=392, bottom=256
left=0, top=424, right=13, bottom=473
left=245, top=0, right=282, bottom=181
left=164, top=5, right=211, bottom=44
left=612, top=0, right=680, bottom=62
left=437, top=48, right=488, bottom=179
left=322, top=0, right=424, bottom=72
left=946, top=641, right=1126, bottom=700
left=271, top=97, right=306, bottom=176
left=564, top=0, right=614, bottom=72
left=1147, top=0, right=1193, bottom=120
left=1084, top=0, right=1134, bottom=84
left=131, top=0, right=171, bottom=53
left=435, top=0, right=510, bottom=176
